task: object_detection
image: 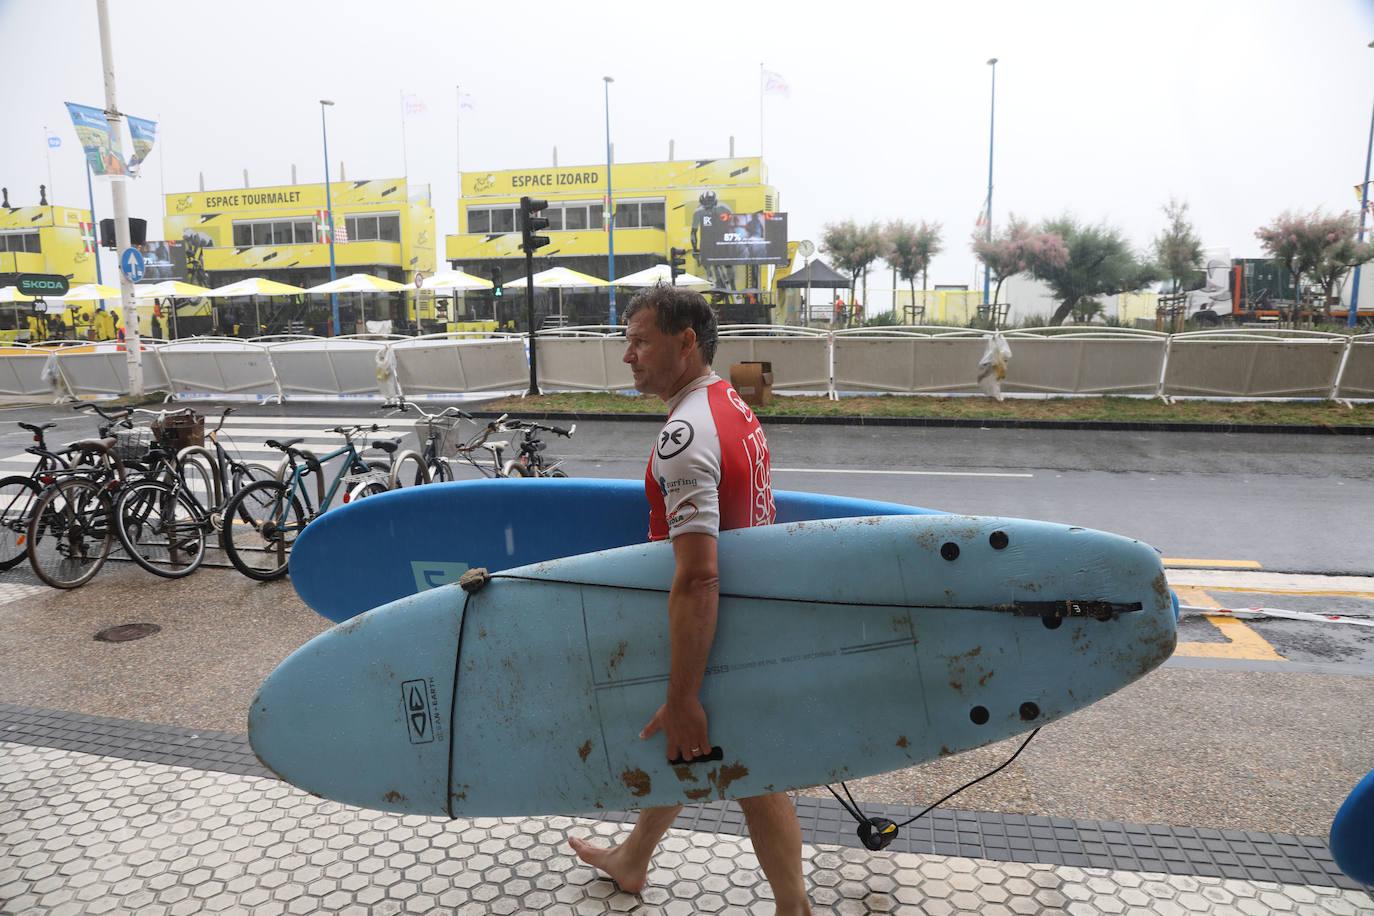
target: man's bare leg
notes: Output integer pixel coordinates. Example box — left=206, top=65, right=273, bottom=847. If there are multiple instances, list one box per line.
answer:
left=568, top=804, right=682, bottom=894
left=738, top=793, right=812, bottom=916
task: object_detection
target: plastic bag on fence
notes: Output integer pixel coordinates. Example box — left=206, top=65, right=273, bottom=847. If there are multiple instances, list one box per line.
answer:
left=365, top=319, right=393, bottom=336
left=976, top=332, right=1012, bottom=401
left=374, top=346, right=401, bottom=401
left=40, top=353, right=73, bottom=401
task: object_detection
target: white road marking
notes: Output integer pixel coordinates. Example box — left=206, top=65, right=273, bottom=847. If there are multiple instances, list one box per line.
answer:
left=772, top=467, right=1032, bottom=479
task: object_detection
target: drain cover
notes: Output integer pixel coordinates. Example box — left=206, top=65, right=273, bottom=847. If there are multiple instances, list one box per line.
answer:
left=94, top=623, right=162, bottom=643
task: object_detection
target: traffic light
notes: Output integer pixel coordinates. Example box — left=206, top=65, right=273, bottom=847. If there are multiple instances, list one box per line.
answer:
left=491, top=265, right=503, bottom=298
left=669, top=247, right=687, bottom=286
left=520, top=196, right=550, bottom=254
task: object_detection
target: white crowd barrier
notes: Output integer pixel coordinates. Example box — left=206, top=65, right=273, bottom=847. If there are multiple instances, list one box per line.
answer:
left=391, top=333, right=528, bottom=395
left=2, top=326, right=1372, bottom=402
left=265, top=335, right=395, bottom=399
left=1000, top=328, right=1168, bottom=396
left=155, top=338, right=280, bottom=400
left=1162, top=330, right=1349, bottom=399
left=533, top=327, right=635, bottom=391
left=1335, top=333, right=1374, bottom=400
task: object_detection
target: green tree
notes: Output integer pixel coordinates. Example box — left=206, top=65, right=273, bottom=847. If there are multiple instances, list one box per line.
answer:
left=1032, top=216, right=1161, bottom=325
left=1153, top=198, right=1205, bottom=294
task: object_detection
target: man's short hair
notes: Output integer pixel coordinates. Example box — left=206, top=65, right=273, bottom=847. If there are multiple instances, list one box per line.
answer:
left=624, top=283, right=718, bottom=364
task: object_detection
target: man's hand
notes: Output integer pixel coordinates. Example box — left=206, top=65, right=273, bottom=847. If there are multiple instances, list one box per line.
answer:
left=641, top=697, right=710, bottom=762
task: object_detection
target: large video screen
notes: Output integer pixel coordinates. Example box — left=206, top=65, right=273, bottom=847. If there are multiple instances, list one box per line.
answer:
left=699, top=211, right=789, bottom=265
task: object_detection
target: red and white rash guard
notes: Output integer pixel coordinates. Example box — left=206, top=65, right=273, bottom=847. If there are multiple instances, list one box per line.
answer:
left=645, top=373, right=776, bottom=542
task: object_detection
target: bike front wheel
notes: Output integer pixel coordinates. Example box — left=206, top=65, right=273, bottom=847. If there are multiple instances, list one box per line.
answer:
left=0, top=475, right=42, bottom=570
left=27, top=477, right=114, bottom=589
left=219, top=479, right=307, bottom=581
left=115, top=480, right=207, bottom=579
left=428, top=459, right=454, bottom=483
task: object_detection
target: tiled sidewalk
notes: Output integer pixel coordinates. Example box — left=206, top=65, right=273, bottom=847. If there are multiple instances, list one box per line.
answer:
left=3, top=738, right=1371, bottom=914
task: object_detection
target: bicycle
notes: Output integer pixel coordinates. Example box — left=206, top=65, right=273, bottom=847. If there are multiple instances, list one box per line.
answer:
left=0, top=420, right=71, bottom=570
left=113, top=409, right=274, bottom=579
left=25, top=435, right=129, bottom=590
left=382, top=397, right=473, bottom=485
left=450, top=414, right=520, bottom=479
left=218, top=424, right=395, bottom=581
left=500, top=420, right=576, bottom=478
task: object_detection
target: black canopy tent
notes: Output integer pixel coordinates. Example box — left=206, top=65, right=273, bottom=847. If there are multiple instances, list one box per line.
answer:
left=777, top=259, right=852, bottom=326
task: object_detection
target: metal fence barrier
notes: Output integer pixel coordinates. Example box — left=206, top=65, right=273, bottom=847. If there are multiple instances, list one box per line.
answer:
left=154, top=338, right=280, bottom=401
left=391, top=333, right=528, bottom=396
left=1162, top=330, right=1350, bottom=399
left=1334, top=333, right=1374, bottom=400
left=1001, top=328, right=1168, bottom=395
left=264, top=335, right=395, bottom=399
left=2, top=326, right=1372, bottom=402
left=533, top=327, right=635, bottom=391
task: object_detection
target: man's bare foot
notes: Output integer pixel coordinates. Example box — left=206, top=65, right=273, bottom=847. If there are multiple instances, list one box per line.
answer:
left=567, top=836, right=649, bottom=894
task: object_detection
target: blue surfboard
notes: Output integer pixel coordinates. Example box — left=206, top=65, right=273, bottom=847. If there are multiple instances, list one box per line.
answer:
left=290, top=478, right=940, bottom=623
left=1331, top=768, right=1374, bottom=885
left=252, top=513, right=1177, bottom=818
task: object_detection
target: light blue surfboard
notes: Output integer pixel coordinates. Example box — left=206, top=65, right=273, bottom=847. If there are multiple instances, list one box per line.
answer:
left=252, top=514, right=1177, bottom=818
left=289, top=478, right=940, bottom=623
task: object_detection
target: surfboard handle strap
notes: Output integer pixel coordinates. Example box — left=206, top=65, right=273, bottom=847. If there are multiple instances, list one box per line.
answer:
left=668, top=746, right=724, bottom=766
left=828, top=727, right=1041, bottom=852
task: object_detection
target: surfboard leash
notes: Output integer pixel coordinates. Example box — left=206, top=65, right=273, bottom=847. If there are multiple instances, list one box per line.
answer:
left=827, top=727, right=1041, bottom=852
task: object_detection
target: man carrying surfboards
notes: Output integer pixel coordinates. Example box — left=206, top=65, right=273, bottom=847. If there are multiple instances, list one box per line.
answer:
left=568, top=285, right=812, bottom=914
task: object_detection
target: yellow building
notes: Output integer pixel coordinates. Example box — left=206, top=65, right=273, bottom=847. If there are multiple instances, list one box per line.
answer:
left=0, top=198, right=100, bottom=341
left=163, top=178, right=435, bottom=335
left=446, top=157, right=785, bottom=326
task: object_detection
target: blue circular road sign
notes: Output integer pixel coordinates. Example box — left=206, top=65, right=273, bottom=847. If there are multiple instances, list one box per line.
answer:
left=120, top=247, right=146, bottom=283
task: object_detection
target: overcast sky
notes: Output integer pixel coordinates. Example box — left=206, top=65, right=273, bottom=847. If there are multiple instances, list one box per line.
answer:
left=4, top=0, right=1374, bottom=290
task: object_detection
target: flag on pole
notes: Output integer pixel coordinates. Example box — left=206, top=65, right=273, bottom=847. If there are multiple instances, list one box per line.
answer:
left=47, top=134, right=62, bottom=149
left=126, top=116, right=158, bottom=175
left=403, top=93, right=427, bottom=115
left=458, top=92, right=476, bottom=111
left=78, top=222, right=96, bottom=253
left=762, top=69, right=791, bottom=98
left=64, top=102, right=127, bottom=178
left=976, top=195, right=990, bottom=229
left=315, top=210, right=332, bottom=244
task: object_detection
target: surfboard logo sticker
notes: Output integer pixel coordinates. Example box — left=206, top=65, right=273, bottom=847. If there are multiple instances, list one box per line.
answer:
left=657, top=420, right=694, bottom=459
left=411, top=560, right=469, bottom=592
left=401, top=679, right=436, bottom=744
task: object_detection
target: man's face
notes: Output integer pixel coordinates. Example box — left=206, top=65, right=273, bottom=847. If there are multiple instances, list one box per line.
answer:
left=623, top=307, right=695, bottom=400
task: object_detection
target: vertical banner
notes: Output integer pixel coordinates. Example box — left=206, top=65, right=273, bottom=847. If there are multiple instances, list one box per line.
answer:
left=126, top=116, right=158, bottom=175
left=64, top=102, right=127, bottom=178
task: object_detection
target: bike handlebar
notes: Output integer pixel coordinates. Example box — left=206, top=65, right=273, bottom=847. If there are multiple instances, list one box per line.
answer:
left=382, top=398, right=471, bottom=422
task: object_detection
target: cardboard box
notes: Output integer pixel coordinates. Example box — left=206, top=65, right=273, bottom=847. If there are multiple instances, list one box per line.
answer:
left=729, top=361, right=774, bottom=407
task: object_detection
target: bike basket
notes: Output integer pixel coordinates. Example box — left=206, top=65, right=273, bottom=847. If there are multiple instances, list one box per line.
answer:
left=418, top=416, right=467, bottom=458
left=113, top=427, right=154, bottom=461
left=153, top=413, right=205, bottom=451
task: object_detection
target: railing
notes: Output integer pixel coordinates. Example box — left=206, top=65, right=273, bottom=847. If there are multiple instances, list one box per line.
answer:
left=2, top=325, right=1371, bottom=402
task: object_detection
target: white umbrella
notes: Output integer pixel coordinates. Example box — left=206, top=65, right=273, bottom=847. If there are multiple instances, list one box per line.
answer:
left=306, top=273, right=410, bottom=328
left=0, top=287, right=35, bottom=303
left=133, top=281, right=213, bottom=299
left=612, top=264, right=711, bottom=288
left=206, top=278, right=308, bottom=337
left=57, top=283, right=122, bottom=302
left=420, top=269, right=493, bottom=292
left=501, top=267, right=609, bottom=327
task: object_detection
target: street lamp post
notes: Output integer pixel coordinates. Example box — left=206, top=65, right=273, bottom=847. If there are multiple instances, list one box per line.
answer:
left=1349, top=41, right=1374, bottom=329
left=604, top=76, right=618, bottom=325
left=320, top=100, right=340, bottom=336
left=983, top=57, right=998, bottom=309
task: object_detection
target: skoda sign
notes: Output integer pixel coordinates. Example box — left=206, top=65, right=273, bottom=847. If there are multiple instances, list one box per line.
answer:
left=17, top=274, right=70, bottom=298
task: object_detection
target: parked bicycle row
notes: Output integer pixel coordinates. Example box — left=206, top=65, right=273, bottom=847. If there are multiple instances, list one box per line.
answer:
left=0, top=401, right=576, bottom=590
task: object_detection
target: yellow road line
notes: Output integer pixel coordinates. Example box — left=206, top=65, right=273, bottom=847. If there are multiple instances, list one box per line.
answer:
left=1198, top=586, right=1374, bottom=600
left=1172, top=586, right=1286, bottom=661
left=1164, top=558, right=1264, bottom=570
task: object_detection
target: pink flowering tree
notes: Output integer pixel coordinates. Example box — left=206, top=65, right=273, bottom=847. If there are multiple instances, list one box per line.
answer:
left=971, top=216, right=1069, bottom=308
left=884, top=220, right=944, bottom=314
left=1256, top=210, right=1374, bottom=314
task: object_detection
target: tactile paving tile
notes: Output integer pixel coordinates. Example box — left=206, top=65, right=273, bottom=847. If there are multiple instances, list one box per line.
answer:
left=1, top=703, right=1370, bottom=895
left=1, top=743, right=1370, bottom=915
